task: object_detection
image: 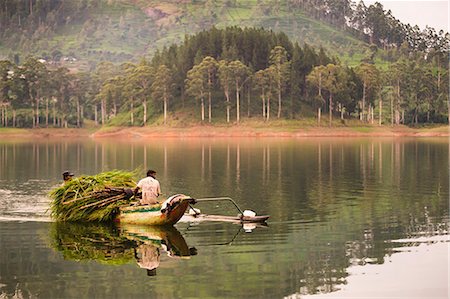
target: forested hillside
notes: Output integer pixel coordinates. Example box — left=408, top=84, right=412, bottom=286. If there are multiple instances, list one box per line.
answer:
left=1, top=0, right=448, bottom=67
left=0, top=1, right=448, bottom=129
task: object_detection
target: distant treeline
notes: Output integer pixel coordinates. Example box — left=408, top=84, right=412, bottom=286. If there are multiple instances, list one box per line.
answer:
left=285, top=0, right=449, bottom=52
left=0, top=27, right=448, bottom=128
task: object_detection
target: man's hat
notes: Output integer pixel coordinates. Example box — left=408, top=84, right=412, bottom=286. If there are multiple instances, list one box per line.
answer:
left=62, top=171, right=74, bottom=177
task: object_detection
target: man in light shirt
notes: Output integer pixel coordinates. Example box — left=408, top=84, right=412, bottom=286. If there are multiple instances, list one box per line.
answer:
left=134, top=169, right=161, bottom=205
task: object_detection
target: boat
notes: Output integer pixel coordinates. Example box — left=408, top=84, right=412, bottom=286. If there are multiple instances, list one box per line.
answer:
left=182, top=196, right=270, bottom=224
left=115, top=194, right=269, bottom=226
left=115, top=194, right=195, bottom=226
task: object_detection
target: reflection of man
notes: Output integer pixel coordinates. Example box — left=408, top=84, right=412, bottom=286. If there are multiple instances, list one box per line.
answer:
left=135, top=244, right=160, bottom=276
left=134, top=170, right=161, bottom=205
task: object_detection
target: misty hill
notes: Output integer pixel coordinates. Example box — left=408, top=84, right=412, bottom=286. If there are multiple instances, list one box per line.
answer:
left=0, top=0, right=374, bottom=68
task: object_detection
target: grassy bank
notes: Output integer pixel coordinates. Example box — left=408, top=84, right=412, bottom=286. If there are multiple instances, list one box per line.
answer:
left=1, top=121, right=448, bottom=139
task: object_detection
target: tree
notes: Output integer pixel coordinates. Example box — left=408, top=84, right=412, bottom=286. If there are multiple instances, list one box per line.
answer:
left=228, top=60, right=251, bottom=123
left=307, top=65, right=327, bottom=123
left=185, top=64, right=206, bottom=122
left=22, top=57, right=48, bottom=127
left=269, top=46, right=290, bottom=118
left=321, top=64, right=347, bottom=126
left=198, top=56, right=218, bottom=123
left=129, top=59, right=154, bottom=126
left=0, top=60, right=13, bottom=127
left=218, top=60, right=233, bottom=123
left=254, top=67, right=275, bottom=120
left=355, top=63, right=380, bottom=122
left=152, top=64, right=173, bottom=125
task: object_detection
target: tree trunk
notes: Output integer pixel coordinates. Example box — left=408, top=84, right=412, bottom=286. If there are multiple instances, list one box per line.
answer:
left=81, top=105, right=84, bottom=127
left=236, top=81, right=240, bottom=123
left=266, top=95, right=270, bottom=121
left=13, top=110, right=16, bottom=128
left=447, top=100, right=450, bottom=126
left=277, top=79, right=282, bottom=119
left=379, top=99, right=382, bottom=126
left=76, top=98, right=80, bottom=128
left=200, top=95, right=205, bottom=122
left=52, top=100, right=56, bottom=126
left=247, top=85, right=251, bottom=118
left=262, top=89, right=266, bottom=120
left=46, top=98, right=49, bottom=127
left=329, top=93, right=333, bottom=126
left=143, top=99, right=147, bottom=126
left=390, top=94, right=393, bottom=126
left=94, top=104, right=98, bottom=126
left=208, top=90, right=212, bottom=123
left=164, top=94, right=168, bottom=125
left=362, top=81, right=366, bottom=122
left=130, top=101, right=134, bottom=126
left=35, top=97, right=40, bottom=127
left=225, top=89, right=230, bottom=123
left=101, top=99, right=105, bottom=125
left=318, top=107, right=321, bottom=126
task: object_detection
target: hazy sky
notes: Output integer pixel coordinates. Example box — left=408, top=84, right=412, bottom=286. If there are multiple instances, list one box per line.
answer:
left=364, top=0, right=449, bottom=32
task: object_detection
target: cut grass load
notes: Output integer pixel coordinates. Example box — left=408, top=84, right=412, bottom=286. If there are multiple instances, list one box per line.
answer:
left=50, top=170, right=138, bottom=222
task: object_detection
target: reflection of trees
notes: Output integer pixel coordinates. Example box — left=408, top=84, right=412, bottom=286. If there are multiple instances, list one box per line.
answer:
left=50, top=222, right=136, bottom=264
left=1, top=138, right=448, bottom=297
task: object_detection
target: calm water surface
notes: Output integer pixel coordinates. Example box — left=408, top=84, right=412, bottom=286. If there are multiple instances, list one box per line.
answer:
left=0, top=137, right=448, bottom=298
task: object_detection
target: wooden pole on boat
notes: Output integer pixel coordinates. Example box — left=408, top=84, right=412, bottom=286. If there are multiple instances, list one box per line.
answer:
left=193, top=197, right=244, bottom=215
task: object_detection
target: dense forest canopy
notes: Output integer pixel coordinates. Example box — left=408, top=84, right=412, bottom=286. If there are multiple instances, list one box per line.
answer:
left=0, top=1, right=448, bottom=128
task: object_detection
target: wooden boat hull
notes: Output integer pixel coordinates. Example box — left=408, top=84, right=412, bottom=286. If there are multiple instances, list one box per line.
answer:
left=115, top=194, right=194, bottom=226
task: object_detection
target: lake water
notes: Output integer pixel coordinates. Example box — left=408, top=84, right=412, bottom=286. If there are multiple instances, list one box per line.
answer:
left=0, top=137, right=448, bottom=298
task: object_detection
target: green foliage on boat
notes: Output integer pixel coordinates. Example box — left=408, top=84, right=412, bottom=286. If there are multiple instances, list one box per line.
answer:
left=49, top=170, right=138, bottom=222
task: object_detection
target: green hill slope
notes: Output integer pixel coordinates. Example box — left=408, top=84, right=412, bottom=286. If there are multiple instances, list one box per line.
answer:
left=0, top=0, right=367, bottom=68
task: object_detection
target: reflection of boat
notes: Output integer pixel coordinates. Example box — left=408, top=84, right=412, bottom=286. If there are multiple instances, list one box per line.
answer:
left=115, top=194, right=196, bottom=226
left=118, top=223, right=196, bottom=259
left=50, top=221, right=196, bottom=274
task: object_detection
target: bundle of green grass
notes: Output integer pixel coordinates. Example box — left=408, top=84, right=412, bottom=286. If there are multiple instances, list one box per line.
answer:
left=50, top=170, right=138, bottom=222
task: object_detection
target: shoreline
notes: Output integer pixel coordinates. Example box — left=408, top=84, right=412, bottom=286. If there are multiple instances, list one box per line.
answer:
left=0, top=125, right=449, bottom=139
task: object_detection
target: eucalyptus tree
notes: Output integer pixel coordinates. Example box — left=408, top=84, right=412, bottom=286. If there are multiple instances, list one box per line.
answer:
left=6, top=63, right=28, bottom=127
left=128, top=59, right=154, bottom=126
left=269, top=46, right=290, bottom=119
left=254, top=67, right=275, bottom=121
left=198, top=56, right=218, bottom=123
left=22, top=57, right=48, bottom=127
left=97, top=76, right=124, bottom=126
left=92, top=62, right=119, bottom=125
left=70, top=72, right=91, bottom=128
left=51, top=67, right=72, bottom=128
left=320, top=64, right=347, bottom=126
left=185, top=64, right=206, bottom=122
left=122, top=63, right=138, bottom=126
left=355, top=62, right=381, bottom=122
left=228, top=60, right=251, bottom=124
left=0, top=60, right=13, bottom=127
left=387, top=60, right=407, bottom=124
left=218, top=60, right=233, bottom=123
left=151, top=64, right=173, bottom=125
left=306, top=65, right=327, bottom=123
